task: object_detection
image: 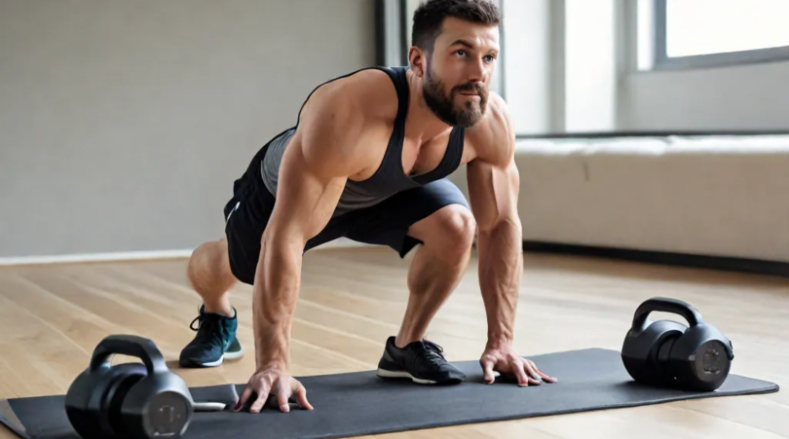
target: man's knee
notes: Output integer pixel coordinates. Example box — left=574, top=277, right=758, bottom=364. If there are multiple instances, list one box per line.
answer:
left=187, top=238, right=236, bottom=293
left=416, top=205, right=476, bottom=257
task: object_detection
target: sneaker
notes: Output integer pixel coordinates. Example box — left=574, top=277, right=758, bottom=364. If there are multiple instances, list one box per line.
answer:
left=179, top=304, right=244, bottom=368
left=376, top=336, right=466, bottom=385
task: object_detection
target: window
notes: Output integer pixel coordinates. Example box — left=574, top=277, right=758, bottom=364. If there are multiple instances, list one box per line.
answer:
left=647, top=0, right=789, bottom=70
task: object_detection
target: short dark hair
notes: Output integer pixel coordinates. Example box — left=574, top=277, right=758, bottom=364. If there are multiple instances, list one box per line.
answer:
left=411, top=0, right=501, bottom=53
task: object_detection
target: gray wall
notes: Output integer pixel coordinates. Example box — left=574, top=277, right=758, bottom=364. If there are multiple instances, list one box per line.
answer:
left=0, top=0, right=376, bottom=258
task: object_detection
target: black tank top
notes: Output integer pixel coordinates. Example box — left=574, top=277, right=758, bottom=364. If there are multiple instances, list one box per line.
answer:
left=260, top=66, right=466, bottom=217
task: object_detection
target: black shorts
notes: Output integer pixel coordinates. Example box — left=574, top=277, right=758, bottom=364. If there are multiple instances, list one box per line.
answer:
left=222, top=144, right=470, bottom=285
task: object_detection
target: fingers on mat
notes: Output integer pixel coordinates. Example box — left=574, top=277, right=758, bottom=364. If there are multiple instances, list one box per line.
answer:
left=481, top=359, right=496, bottom=384
left=294, top=385, right=313, bottom=410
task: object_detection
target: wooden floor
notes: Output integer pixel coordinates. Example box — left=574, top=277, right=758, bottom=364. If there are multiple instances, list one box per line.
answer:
left=0, top=246, right=787, bottom=438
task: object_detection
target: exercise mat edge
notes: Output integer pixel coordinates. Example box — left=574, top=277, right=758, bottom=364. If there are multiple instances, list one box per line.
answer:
left=0, top=399, right=29, bottom=439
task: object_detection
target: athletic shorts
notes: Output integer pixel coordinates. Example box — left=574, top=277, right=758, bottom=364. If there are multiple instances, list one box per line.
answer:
left=222, top=143, right=470, bottom=285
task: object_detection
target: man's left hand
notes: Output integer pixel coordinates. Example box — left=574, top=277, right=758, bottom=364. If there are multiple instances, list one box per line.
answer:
left=479, top=343, right=557, bottom=386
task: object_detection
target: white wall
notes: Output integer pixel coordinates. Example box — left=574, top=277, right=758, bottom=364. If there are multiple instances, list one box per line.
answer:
left=502, top=0, right=618, bottom=135
left=502, top=0, right=554, bottom=134
left=0, top=0, right=376, bottom=259
left=619, top=61, right=789, bottom=131
left=563, top=0, right=617, bottom=132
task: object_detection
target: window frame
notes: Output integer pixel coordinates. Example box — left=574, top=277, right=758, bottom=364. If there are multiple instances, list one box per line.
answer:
left=651, top=0, right=789, bottom=71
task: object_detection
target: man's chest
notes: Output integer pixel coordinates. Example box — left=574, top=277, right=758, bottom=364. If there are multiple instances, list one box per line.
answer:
left=401, top=133, right=477, bottom=177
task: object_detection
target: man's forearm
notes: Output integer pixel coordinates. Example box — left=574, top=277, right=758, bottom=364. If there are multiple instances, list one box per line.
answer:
left=252, top=233, right=303, bottom=368
left=477, top=215, right=523, bottom=348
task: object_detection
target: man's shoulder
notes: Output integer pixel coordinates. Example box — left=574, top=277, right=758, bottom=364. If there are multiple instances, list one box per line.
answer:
left=304, top=67, right=400, bottom=124
left=465, top=92, right=515, bottom=166
left=293, top=68, right=401, bottom=176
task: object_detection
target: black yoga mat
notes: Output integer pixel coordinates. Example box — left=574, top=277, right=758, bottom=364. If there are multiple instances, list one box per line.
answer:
left=0, top=348, right=779, bottom=439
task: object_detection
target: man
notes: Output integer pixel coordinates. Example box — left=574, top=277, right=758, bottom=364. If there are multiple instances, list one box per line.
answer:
left=179, top=0, right=556, bottom=414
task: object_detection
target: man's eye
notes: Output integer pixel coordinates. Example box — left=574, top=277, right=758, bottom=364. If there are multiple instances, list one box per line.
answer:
left=456, top=50, right=466, bottom=56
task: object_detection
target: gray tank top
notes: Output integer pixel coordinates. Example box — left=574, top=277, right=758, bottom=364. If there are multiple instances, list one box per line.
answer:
left=260, top=66, right=465, bottom=217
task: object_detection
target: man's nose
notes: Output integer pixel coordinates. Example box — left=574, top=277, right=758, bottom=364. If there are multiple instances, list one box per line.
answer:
left=467, top=58, right=486, bottom=82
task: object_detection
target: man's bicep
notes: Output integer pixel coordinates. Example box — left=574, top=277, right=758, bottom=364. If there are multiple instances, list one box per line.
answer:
left=467, top=156, right=520, bottom=233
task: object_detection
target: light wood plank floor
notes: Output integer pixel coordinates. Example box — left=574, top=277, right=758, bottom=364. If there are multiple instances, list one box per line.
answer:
left=1, top=247, right=787, bottom=438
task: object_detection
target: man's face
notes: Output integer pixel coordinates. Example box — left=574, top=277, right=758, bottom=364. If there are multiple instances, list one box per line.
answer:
left=421, top=17, right=500, bottom=128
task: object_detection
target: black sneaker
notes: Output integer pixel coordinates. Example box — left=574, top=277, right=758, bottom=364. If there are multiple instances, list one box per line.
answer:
left=179, top=305, right=244, bottom=368
left=376, top=336, right=466, bottom=385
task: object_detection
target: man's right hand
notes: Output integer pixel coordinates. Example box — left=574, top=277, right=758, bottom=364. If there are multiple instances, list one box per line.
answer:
left=233, top=362, right=313, bottom=413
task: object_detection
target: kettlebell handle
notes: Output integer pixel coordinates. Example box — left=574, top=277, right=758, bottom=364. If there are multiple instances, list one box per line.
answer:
left=632, top=297, right=704, bottom=330
left=89, top=334, right=169, bottom=375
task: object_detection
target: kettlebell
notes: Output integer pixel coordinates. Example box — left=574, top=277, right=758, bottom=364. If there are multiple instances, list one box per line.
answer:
left=621, top=297, right=734, bottom=391
left=65, top=334, right=194, bottom=439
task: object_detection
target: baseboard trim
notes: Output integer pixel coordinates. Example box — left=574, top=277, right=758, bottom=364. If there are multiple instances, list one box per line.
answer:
left=0, top=238, right=372, bottom=267
left=0, top=249, right=196, bottom=267
left=522, top=241, right=789, bottom=278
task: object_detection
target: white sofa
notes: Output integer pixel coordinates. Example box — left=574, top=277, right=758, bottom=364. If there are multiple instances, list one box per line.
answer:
left=505, top=134, right=789, bottom=265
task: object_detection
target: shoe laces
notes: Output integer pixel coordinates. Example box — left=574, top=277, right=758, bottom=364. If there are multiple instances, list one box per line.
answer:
left=189, top=313, right=226, bottom=346
left=413, top=339, right=448, bottom=366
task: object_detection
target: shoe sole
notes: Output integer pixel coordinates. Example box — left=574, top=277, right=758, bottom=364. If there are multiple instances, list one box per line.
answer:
left=180, top=347, right=245, bottom=368
left=224, top=346, right=245, bottom=361
left=376, top=368, right=461, bottom=385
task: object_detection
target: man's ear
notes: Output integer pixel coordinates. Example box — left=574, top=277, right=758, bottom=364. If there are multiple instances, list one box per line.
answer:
left=408, top=47, right=427, bottom=77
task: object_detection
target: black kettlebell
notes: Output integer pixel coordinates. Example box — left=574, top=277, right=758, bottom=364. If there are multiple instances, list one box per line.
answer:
left=65, top=334, right=194, bottom=439
left=621, top=297, right=734, bottom=391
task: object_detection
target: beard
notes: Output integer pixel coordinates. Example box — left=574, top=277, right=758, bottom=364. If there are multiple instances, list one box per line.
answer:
left=422, top=63, right=488, bottom=128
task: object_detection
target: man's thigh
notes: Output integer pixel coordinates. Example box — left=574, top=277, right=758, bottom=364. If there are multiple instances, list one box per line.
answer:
left=331, top=178, right=470, bottom=258
left=224, top=174, right=277, bottom=286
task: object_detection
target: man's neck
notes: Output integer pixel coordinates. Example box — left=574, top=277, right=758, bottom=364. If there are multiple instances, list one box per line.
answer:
left=404, top=69, right=454, bottom=144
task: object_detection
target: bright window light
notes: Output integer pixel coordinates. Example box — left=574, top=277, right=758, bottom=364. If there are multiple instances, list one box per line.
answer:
left=666, top=0, right=789, bottom=58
